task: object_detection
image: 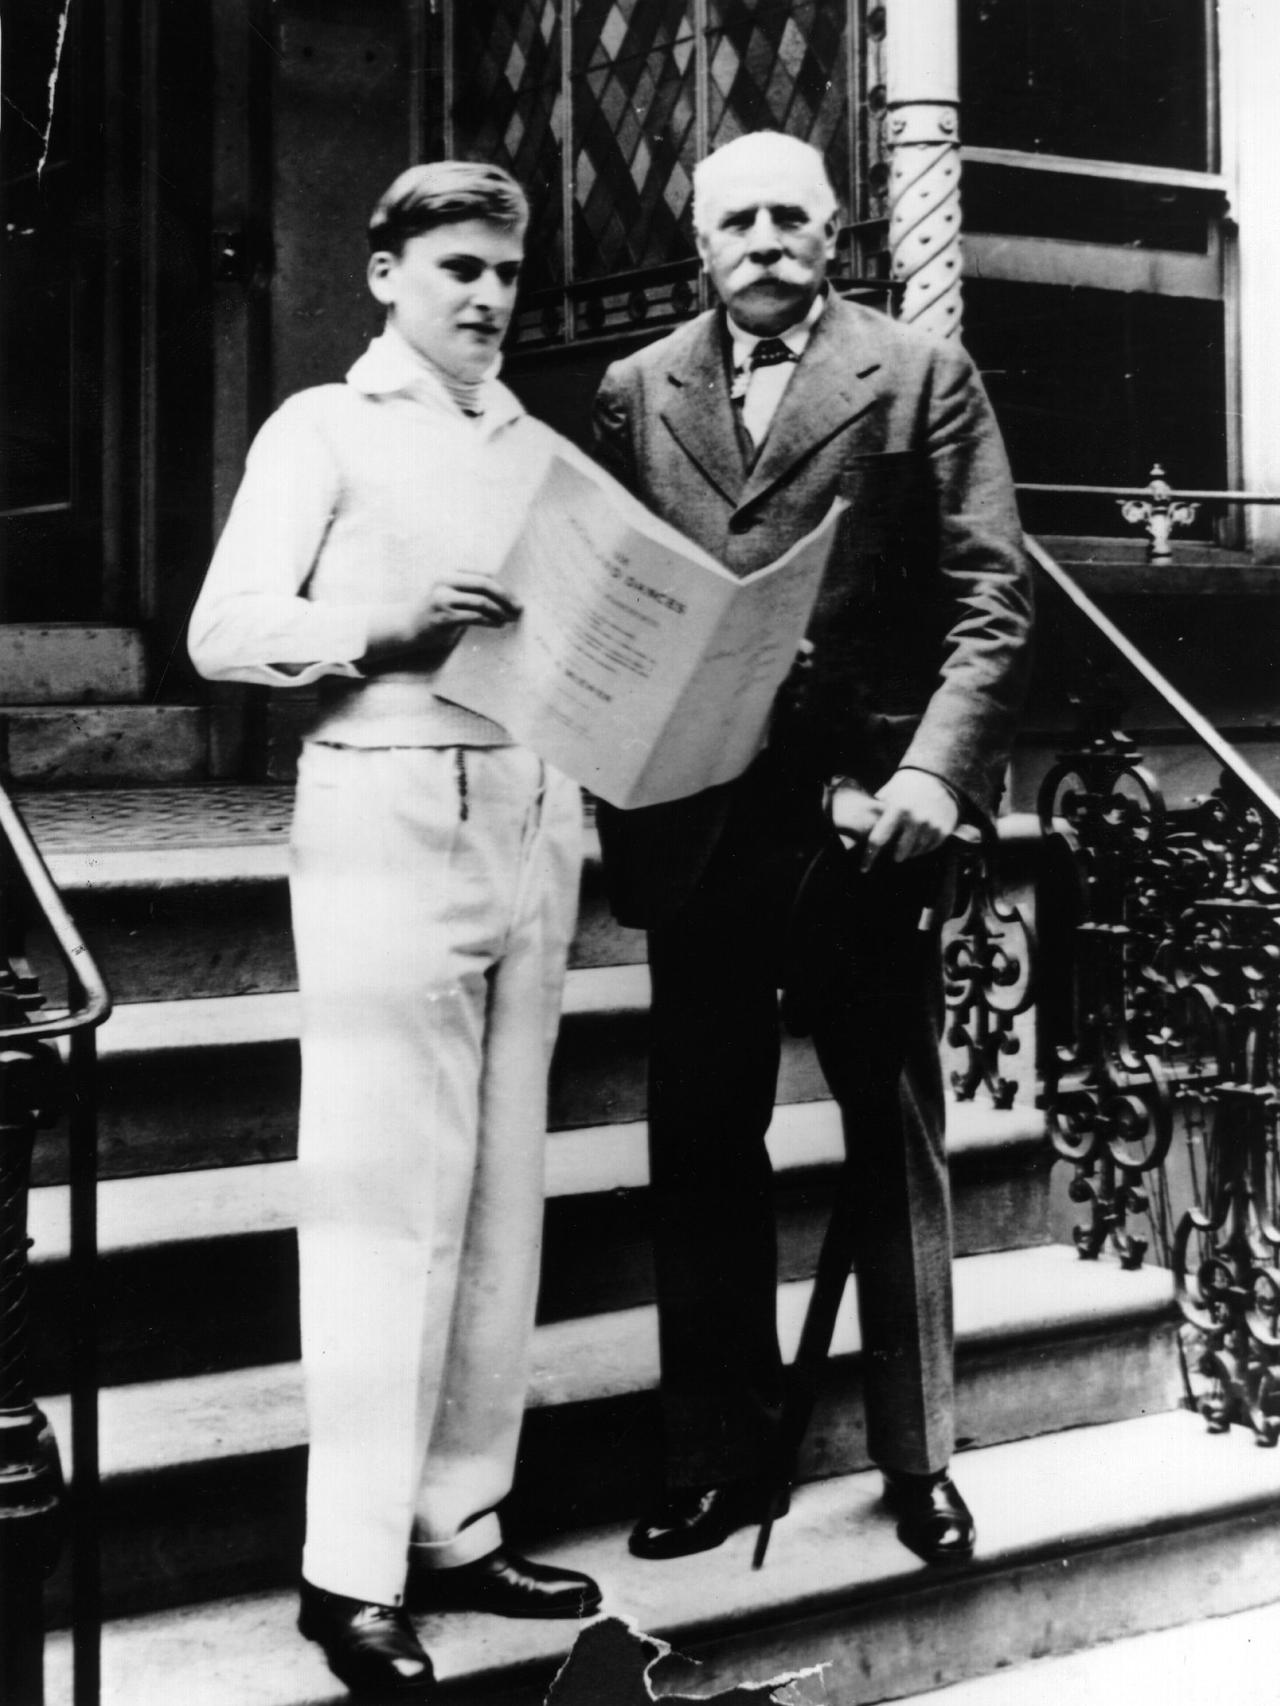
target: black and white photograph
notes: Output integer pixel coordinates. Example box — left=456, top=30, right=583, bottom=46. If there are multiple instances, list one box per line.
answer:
left=2, top=2, right=1278, bottom=1701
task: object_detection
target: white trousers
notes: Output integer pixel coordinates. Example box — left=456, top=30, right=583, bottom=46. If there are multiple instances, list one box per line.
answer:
left=290, top=742, right=581, bottom=1605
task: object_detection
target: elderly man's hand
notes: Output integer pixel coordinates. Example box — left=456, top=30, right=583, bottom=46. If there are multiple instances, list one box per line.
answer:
left=828, top=770, right=959, bottom=871
left=864, top=769, right=958, bottom=869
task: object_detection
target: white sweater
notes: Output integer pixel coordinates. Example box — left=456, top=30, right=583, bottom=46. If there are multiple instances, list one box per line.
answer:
left=188, top=329, right=576, bottom=749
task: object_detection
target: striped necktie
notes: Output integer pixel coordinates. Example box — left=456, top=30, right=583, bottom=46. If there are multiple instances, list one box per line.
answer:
left=750, top=337, right=798, bottom=370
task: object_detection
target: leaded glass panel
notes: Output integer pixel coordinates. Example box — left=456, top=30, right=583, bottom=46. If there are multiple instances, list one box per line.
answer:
left=706, top=1, right=853, bottom=214
left=451, top=0, right=566, bottom=288
left=448, top=0, right=858, bottom=332
left=573, top=38, right=699, bottom=277
left=572, top=0, right=692, bottom=72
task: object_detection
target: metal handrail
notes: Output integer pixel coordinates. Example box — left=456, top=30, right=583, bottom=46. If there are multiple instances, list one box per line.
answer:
left=1019, top=482, right=1280, bottom=505
left=0, top=786, right=111, bottom=1039
left=1024, top=532, right=1280, bottom=825
left=0, top=775, right=111, bottom=1706
left=1018, top=466, right=1280, bottom=562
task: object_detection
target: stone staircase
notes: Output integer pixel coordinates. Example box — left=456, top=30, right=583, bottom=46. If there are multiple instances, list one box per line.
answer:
left=0, top=626, right=216, bottom=790
left=12, top=782, right=1280, bottom=1705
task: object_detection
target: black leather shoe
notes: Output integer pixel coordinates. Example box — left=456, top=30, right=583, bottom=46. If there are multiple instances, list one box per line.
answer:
left=298, top=1580, right=436, bottom=1697
left=628, top=1482, right=788, bottom=1560
left=882, top=1469, right=975, bottom=1564
left=409, top=1547, right=601, bottom=1619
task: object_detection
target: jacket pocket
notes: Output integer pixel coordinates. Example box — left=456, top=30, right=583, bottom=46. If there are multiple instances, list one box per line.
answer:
left=809, top=451, right=926, bottom=618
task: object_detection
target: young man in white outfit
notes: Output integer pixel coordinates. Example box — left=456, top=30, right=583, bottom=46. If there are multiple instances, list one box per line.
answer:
left=189, top=161, right=600, bottom=1700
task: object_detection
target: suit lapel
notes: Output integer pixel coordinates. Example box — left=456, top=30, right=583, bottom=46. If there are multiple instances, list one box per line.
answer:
left=738, top=297, right=884, bottom=511
left=657, top=316, right=745, bottom=506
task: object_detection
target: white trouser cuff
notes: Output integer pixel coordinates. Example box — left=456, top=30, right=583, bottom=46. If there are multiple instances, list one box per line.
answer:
left=409, top=1510, right=503, bottom=1572
left=301, top=1538, right=411, bottom=1610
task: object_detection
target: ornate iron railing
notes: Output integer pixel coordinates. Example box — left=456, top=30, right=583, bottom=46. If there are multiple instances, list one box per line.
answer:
left=0, top=782, right=111, bottom=1706
left=1019, top=466, right=1280, bottom=561
left=1026, top=526, right=1280, bottom=1446
left=507, top=246, right=902, bottom=356
left=943, top=821, right=1036, bottom=1111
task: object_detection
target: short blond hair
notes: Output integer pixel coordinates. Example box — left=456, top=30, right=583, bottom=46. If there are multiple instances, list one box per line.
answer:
left=368, top=161, right=529, bottom=254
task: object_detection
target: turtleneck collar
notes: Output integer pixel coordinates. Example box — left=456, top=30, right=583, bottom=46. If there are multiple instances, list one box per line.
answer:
left=346, top=325, right=517, bottom=426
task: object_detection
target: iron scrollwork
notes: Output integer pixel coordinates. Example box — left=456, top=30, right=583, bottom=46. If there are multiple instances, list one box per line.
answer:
left=1039, top=727, right=1280, bottom=1442
left=943, top=836, right=1034, bottom=1109
left=1037, top=731, right=1174, bottom=1267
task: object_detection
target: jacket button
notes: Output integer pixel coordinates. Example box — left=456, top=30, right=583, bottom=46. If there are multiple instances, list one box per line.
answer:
left=729, top=512, right=757, bottom=533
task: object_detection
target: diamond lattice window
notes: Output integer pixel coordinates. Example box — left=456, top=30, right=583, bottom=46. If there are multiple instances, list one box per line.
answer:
left=446, top=0, right=857, bottom=343
left=705, top=1, right=852, bottom=213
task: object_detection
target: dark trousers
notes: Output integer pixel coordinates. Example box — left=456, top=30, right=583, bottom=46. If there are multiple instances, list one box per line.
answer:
left=644, top=755, right=956, bottom=1487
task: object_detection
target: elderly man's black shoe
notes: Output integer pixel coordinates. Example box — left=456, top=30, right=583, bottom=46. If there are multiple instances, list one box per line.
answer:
left=882, top=1470, right=975, bottom=1563
left=298, top=1580, right=436, bottom=1697
left=409, top=1548, right=601, bottom=1619
left=629, top=1482, right=787, bottom=1560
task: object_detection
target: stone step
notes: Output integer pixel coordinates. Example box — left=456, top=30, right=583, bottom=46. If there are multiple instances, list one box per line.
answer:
left=19, top=808, right=639, bottom=1003
left=36, top=957, right=1035, bottom=1186
left=26, top=968, right=694, bottom=1180
left=43, top=1408, right=1276, bottom=1706
left=0, top=624, right=149, bottom=705
left=2, top=707, right=213, bottom=788
left=889, top=1597, right=1280, bottom=1706
left=26, top=1100, right=1051, bottom=1387
left=31, top=971, right=788, bottom=1179
left=35, top=1246, right=1179, bottom=1622
left=21, top=796, right=645, bottom=1005
left=30, top=969, right=668, bottom=1182
left=18, top=791, right=1042, bottom=1005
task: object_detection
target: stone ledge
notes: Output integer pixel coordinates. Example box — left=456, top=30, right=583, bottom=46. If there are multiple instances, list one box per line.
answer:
left=37, top=1248, right=1174, bottom=1478
left=0, top=624, right=148, bottom=705
left=27, top=1100, right=1048, bottom=1263
left=43, top=1409, right=1280, bottom=1706
left=2, top=706, right=209, bottom=788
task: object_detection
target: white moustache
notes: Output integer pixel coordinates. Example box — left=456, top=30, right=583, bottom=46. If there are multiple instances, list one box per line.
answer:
left=733, top=264, right=810, bottom=288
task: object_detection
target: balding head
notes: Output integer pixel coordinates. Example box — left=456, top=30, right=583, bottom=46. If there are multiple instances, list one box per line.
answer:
left=692, top=132, right=839, bottom=335
left=693, top=133, right=837, bottom=238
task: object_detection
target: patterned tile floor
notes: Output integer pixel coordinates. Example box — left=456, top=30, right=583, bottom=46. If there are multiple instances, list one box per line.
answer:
left=14, top=786, right=295, bottom=854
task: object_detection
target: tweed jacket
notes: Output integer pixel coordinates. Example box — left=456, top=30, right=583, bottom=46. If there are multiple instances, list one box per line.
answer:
left=592, top=293, right=1033, bottom=929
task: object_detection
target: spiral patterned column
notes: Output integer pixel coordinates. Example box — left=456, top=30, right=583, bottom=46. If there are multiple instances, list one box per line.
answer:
left=886, top=102, right=962, bottom=339
left=883, top=0, right=963, bottom=340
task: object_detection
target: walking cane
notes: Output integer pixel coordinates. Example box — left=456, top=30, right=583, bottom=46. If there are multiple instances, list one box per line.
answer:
left=752, top=1168, right=858, bottom=1567
left=752, top=821, right=980, bottom=1569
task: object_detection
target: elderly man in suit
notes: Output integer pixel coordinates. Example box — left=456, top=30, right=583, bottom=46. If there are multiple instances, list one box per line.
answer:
left=592, top=131, right=1032, bottom=1566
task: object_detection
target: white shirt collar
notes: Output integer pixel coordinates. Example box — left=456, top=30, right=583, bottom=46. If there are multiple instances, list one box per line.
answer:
left=728, top=290, right=826, bottom=375
left=346, top=326, right=518, bottom=425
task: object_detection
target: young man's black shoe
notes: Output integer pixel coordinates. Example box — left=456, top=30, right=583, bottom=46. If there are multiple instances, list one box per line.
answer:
left=299, top=1579, right=436, bottom=1697
left=409, top=1547, right=601, bottom=1619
